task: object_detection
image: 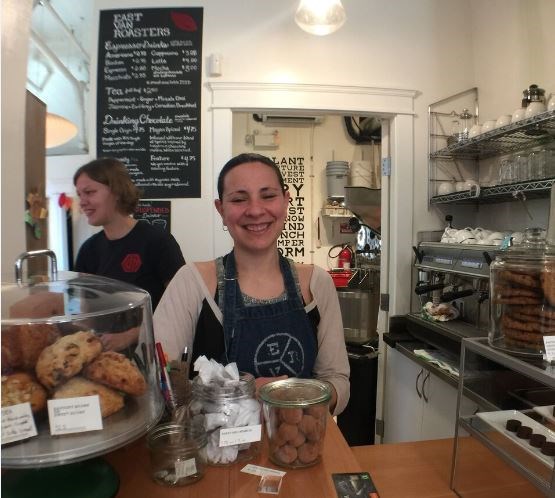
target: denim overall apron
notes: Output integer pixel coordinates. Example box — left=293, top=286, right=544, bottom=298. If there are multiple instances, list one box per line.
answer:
left=221, top=251, right=317, bottom=378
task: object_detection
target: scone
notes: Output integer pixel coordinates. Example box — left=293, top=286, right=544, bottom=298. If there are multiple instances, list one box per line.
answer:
left=83, top=351, right=147, bottom=396
left=53, top=377, right=124, bottom=418
left=35, top=331, right=102, bottom=389
left=1, top=323, right=60, bottom=372
left=2, top=372, right=47, bottom=413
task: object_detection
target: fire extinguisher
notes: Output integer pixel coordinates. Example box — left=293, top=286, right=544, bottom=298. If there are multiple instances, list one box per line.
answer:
left=338, top=245, right=354, bottom=269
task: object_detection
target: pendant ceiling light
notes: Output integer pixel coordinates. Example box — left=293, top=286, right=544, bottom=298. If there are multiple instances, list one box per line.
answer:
left=45, top=112, right=78, bottom=148
left=295, top=0, right=346, bottom=36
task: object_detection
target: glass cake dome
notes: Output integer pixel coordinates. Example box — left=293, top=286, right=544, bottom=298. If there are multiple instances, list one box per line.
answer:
left=1, top=266, right=164, bottom=469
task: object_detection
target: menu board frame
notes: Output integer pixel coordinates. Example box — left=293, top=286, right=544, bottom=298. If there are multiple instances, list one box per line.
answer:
left=97, top=7, right=203, bottom=199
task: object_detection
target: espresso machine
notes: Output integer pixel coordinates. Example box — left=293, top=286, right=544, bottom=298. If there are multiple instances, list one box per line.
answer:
left=410, top=231, right=498, bottom=337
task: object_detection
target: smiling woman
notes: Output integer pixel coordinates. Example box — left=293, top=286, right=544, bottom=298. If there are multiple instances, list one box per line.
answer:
left=154, top=153, right=350, bottom=416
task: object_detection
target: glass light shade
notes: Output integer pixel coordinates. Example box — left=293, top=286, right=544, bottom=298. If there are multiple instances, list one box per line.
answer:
left=295, top=0, right=346, bottom=36
left=45, top=112, right=78, bottom=148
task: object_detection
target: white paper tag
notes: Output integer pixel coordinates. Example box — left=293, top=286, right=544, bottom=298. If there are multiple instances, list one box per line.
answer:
left=219, top=424, right=262, bottom=447
left=544, top=336, right=555, bottom=362
left=1, top=403, right=38, bottom=444
left=175, top=457, right=197, bottom=478
left=241, top=464, right=286, bottom=477
left=48, top=395, right=103, bottom=435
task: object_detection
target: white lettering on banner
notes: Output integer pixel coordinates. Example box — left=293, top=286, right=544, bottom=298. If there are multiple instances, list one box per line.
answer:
left=272, top=156, right=306, bottom=261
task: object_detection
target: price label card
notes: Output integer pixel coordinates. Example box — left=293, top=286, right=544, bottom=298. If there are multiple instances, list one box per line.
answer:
left=544, top=336, right=555, bottom=362
left=47, top=395, right=103, bottom=435
left=1, top=403, right=38, bottom=444
left=241, top=464, right=286, bottom=477
left=175, top=457, right=197, bottom=478
left=219, top=424, right=262, bottom=447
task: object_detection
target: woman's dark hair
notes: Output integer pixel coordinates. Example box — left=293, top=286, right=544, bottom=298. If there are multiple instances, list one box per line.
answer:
left=73, top=157, right=142, bottom=215
left=217, top=153, right=286, bottom=199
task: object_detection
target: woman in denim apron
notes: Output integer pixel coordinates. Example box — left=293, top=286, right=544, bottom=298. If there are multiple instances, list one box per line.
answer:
left=154, top=153, right=349, bottom=414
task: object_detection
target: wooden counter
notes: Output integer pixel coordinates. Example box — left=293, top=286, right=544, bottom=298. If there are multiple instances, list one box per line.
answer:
left=105, top=418, right=362, bottom=498
left=352, top=437, right=545, bottom=498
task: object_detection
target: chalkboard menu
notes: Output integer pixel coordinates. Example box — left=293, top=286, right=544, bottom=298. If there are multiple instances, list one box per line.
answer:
left=134, top=200, right=171, bottom=232
left=97, top=8, right=203, bottom=198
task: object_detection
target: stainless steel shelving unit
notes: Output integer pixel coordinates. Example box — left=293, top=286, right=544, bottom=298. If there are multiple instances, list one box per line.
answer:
left=428, top=96, right=555, bottom=205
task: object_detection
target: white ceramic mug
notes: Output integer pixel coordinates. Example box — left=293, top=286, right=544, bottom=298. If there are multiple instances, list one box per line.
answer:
left=469, top=124, right=482, bottom=138
left=453, top=228, right=476, bottom=243
left=525, top=101, right=546, bottom=118
left=437, top=181, right=455, bottom=196
left=481, top=120, right=497, bottom=133
left=455, top=181, right=467, bottom=192
left=495, top=114, right=512, bottom=128
left=512, top=107, right=526, bottom=122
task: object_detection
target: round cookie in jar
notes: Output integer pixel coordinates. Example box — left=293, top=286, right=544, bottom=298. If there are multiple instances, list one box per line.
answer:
left=489, top=227, right=555, bottom=356
left=259, top=378, right=331, bottom=469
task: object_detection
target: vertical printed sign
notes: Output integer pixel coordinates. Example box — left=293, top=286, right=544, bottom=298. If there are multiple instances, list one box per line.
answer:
left=273, top=156, right=306, bottom=261
left=134, top=200, right=171, bottom=232
left=97, top=8, right=203, bottom=198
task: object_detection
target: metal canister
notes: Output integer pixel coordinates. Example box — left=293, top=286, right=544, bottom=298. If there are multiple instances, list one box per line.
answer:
left=259, top=378, right=331, bottom=468
left=146, top=421, right=207, bottom=486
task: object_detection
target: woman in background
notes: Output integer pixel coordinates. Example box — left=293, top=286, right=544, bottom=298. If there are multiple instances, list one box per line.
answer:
left=74, top=157, right=185, bottom=350
left=154, top=153, right=349, bottom=414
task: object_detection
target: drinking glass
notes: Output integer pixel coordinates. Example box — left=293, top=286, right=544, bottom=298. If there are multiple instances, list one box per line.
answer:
left=514, top=152, right=530, bottom=182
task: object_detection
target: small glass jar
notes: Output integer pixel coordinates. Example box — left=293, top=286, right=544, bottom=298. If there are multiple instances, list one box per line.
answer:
left=259, top=378, right=331, bottom=469
left=146, top=421, right=208, bottom=486
left=189, top=372, right=261, bottom=466
left=489, top=227, right=555, bottom=357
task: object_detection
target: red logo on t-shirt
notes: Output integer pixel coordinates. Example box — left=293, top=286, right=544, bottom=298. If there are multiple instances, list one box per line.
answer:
left=121, top=253, right=142, bottom=273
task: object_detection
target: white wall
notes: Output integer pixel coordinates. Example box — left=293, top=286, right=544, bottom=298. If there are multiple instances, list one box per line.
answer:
left=1, top=0, right=33, bottom=276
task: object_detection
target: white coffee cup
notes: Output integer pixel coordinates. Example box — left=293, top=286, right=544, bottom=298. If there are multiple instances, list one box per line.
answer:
left=455, top=181, right=467, bottom=192
left=437, top=181, right=455, bottom=196
left=525, top=101, right=547, bottom=118
left=482, top=120, right=497, bottom=133
left=485, top=231, right=505, bottom=245
left=495, top=114, right=512, bottom=128
left=512, top=107, right=526, bottom=123
left=453, top=228, right=475, bottom=243
left=469, top=124, right=482, bottom=138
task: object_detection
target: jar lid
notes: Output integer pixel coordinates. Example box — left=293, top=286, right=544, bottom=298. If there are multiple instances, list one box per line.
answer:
left=259, top=378, right=331, bottom=408
left=495, top=227, right=555, bottom=263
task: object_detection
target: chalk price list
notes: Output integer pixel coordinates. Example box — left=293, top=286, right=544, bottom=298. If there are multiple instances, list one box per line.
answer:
left=97, top=8, right=203, bottom=198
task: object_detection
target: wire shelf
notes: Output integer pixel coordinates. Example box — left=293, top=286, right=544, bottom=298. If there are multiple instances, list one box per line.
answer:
left=431, top=110, right=555, bottom=160
left=430, top=178, right=555, bottom=205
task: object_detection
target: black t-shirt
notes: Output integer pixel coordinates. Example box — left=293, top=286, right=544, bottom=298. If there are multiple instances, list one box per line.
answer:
left=75, top=221, right=185, bottom=310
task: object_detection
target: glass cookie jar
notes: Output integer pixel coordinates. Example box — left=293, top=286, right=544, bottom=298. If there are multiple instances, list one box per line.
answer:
left=146, top=421, right=207, bottom=486
left=189, top=372, right=261, bottom=466
left=259, top=378, right=331, bottom=469
left=489, top=227, right=555, bottom=357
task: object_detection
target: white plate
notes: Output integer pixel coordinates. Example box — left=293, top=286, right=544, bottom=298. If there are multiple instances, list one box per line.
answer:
left=476, top=410, right=555, bottom=467
left=533, top=405, right=555, bottom=424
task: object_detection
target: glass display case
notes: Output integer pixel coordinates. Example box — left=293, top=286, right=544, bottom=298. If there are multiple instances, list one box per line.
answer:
left=1, top=270, right=164, bottom=470
left=452, top=337, right=555, bottom=496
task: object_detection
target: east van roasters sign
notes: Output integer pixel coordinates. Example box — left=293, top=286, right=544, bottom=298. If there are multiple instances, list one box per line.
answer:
left=97, top=8, right=203, bottom=198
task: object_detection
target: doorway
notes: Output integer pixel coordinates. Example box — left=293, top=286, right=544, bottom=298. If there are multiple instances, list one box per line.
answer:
left=207, top=81, right=416, bottom=443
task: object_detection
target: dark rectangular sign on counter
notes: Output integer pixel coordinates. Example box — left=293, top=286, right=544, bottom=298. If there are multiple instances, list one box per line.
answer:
left=97, top=8, right=203, bottom=198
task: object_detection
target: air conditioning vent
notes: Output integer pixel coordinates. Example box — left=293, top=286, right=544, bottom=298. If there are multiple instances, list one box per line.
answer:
left=253, top=113, right=324, bottom=125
